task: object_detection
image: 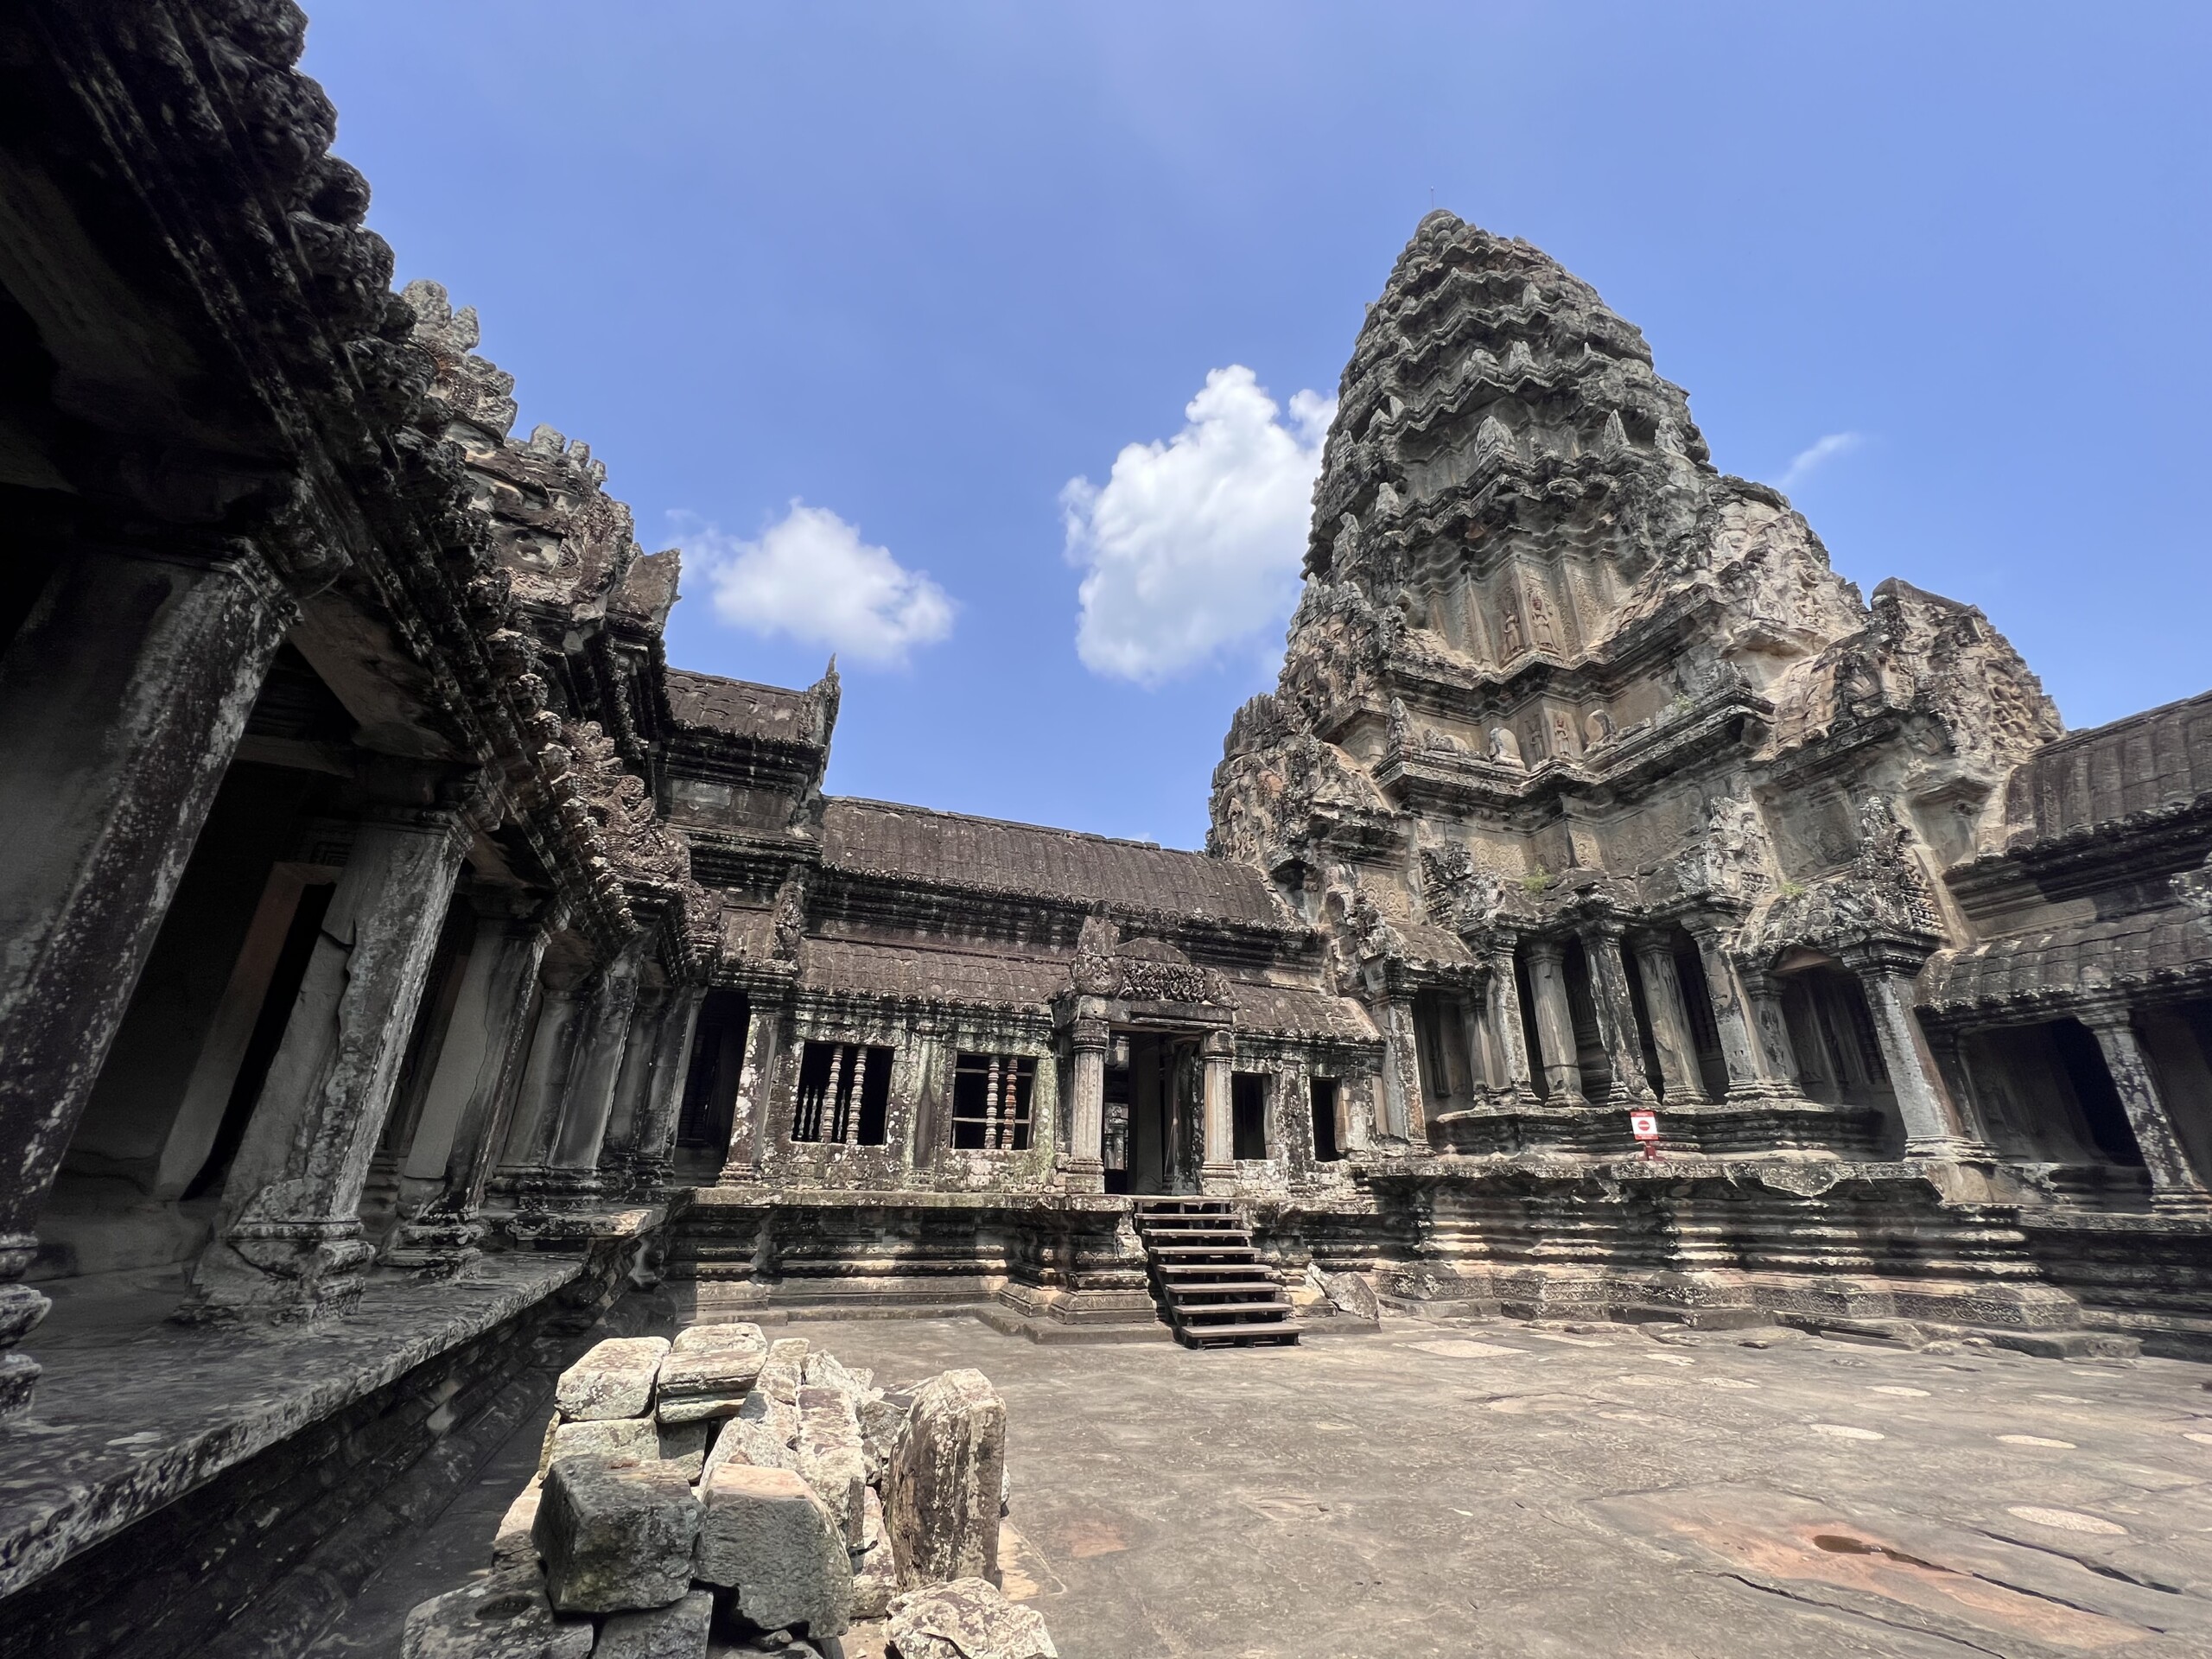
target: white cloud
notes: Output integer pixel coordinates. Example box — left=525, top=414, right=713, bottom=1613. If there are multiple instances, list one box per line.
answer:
left=1779, top=431, right=1865, bottom=492
left=1063, top=365, right=1334, bottom=687
left=677, top=501, right=953, bottom=667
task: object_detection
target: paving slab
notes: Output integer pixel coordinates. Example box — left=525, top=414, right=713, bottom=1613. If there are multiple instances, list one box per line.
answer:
left=316, top=1311, right=2212, bottom=1656
left=805, top=1314, right=2212, bottom=1658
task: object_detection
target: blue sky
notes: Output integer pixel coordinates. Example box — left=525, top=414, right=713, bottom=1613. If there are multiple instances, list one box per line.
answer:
left=302, top=3, right=2212, bottom=849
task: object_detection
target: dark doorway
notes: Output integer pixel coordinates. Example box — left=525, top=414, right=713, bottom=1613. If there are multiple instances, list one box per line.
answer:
left=1311, top=1077, right=1342, bottom=1162
left=1231, top=1071, right=1268, bottom=1160
left=1122, top=1032, right=1194, bottom=1194
left=1103, top=1052, right=1132, bottom=1194
left=2050, top=1019, right=2145, bottom=1166
left=676, top=989, right=751, bottom=1173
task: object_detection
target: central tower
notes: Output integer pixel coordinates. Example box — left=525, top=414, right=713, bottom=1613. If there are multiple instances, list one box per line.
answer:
left=1211, top=211, right=2059, bottom=1160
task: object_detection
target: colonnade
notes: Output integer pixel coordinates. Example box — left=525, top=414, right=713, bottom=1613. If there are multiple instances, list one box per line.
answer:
left=0, top=544, right=702, bottom=1414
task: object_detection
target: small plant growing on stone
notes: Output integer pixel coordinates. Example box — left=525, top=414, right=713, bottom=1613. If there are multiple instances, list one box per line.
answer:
left=1520, top=865, right=1554, bottom=894
left=1780, top=879, right=1808, bottom=899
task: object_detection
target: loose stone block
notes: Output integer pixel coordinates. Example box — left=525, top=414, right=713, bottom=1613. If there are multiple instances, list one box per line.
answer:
left=555, top=1337, right=670, bottom=1422
left=658, top=1322, right=768, bottom=1423
left=755, top=1336, right=810, bottom=1406
left=533, top=1450, right=699, bottom=1614
left=859, top=1386, right=913, bottom=1486
left=657, top=1417, right=712, bottom=1481
left=795, top=1383, right=868, bottom=1548
left=402, top=1568, right=594, bottom=1659
left=696, top=1462, right=854, bottom=1637
left=887, top=1578, right=1057, bottom=1659
left=888, top=1369, right=1006, bottom=1591
left=704, top=1390, right=798, bottom=1484
left=802, top=1349, right=872, bottom=1395
left=1321, top=1269, right=1381, bottom=1322
left=537, top=1413, right=658, bottom=1480
left=594, top=1588, right=713, bottom=1659
left=492, top=1483, right=541, bottom=1568
left=852, top=1485, right=894, bottom=1620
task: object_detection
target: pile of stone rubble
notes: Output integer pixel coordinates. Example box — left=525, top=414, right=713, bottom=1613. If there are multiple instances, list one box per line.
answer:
left=404, top=1326, right=1056, bottom=1658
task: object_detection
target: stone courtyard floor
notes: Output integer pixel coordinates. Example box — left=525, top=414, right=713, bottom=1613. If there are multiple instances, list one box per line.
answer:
left=321, top=1313, right=2212, bottom=1658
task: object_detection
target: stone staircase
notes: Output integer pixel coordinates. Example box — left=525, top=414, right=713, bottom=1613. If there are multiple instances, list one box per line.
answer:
left=1132, top=1197, right=1300, bottom=1348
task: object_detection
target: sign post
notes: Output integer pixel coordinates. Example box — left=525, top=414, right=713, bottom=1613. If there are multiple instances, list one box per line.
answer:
left=1630, top=1109, right=1660, bottom=1160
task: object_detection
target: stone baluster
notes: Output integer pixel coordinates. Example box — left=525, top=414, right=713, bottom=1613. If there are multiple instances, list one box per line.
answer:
left=1687, top=923, right=1775, bottom=1099
left=1843, top=944, right=1986, bottom=1160
left=622, top=984, right=705, bottom=1195
left=1523, top=939, right=1585, bottom=1104
left=983, top=1054, right=1003, bottom=1148
left=842, top=1046, right=870, bottom=1145
left=182, top=772, right=474, bottom=1319
left=1200, top=1031, right=1236, bottom=1192
left=0, top=546, right=293, bottom=1409
left=1486, top=939, right=1537, bottom=1103
left=2081, top=1007, right=2212, bottom=1211
left=1580, top=924, right=1656, bottom=1104
left=1065, top=1012, right=1108, bottom=1192
left=822, top=1043, right=849, bottom=1145
left=384, top=891, right=559, bottom=1271
left=1630, top=932, right=1707, bottom=1104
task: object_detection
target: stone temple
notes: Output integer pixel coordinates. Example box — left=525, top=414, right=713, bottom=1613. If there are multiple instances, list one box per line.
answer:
left=2, top=5, right=2210, bottom=1654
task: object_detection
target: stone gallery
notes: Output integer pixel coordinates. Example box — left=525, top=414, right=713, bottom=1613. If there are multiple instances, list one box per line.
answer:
left=1, top=2, right=2209, bottom=1655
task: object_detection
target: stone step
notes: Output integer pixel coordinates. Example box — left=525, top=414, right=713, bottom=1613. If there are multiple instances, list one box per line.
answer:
left=1170, top=1287, right=1291, bottom=1307
left=1131, top=1198, right=1300, bottom=1349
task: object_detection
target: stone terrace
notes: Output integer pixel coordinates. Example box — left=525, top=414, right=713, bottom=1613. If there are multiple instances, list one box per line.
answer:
left=321, top=1314, right=2212, bottom=1657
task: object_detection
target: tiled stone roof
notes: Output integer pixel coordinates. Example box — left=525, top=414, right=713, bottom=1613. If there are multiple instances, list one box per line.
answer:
left=665, top=670, right=819, bottom=745
left=2005, top=690, right=2212, bottom=851
left=1920, top=906, right=2212, bottom=1016
left=820, top=799, right=1291, bottom=929
left=797, top=938, right=1069, bottom=1009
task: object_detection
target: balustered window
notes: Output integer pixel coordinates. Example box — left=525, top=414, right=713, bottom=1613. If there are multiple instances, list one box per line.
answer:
left=791, top=1040, right=892, bottom=1145
left=950, top=1052, right=1035, bottom=1150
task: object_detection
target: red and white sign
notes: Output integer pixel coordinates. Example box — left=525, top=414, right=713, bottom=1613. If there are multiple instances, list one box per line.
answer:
left=1629, top=1110, right=1659, bottom=1141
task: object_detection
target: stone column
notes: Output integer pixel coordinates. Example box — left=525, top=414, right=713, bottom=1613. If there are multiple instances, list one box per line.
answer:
left=152, top=867, right=319, bottom=1198
left=1737, top=964, right=1804, bottom=1095
left=542, top=943, right=645, bottom=1203
left=0, top=548, right=291, bottom=1408
left=1688, top=923, right=1774, bottom=1100
left=1630, top=933, right=1707, bottom=1104
left=183, top=779, right=473, bottom=1319
left=1580, top=924, right=1656, bottom=1104
left=1200, top=1030, right=1236, bottom=1192
left=1458, top=993, right=1491, bottom=1097
left=384, top=893, right=557, bottom=1271
left=1845, top=945, right=1984, bottom=1160
left=2082, top=1007, right=2212, bottom=1210
left=1524, top=939, right=1584, bottom=1104
left=1065, top=1007, right=1108, bottom=1192
left=1372, top=991, right=1427, bottom=1144
left=498, top=964, right=588, bottom=1185
left=720, top=1001, right=783, bottom=1183
left=598, top=983, right=668, bottom=1180
left=1486, top=939, right=1537, bottom=1103
left=623, top=984, right=705, bottom=1195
